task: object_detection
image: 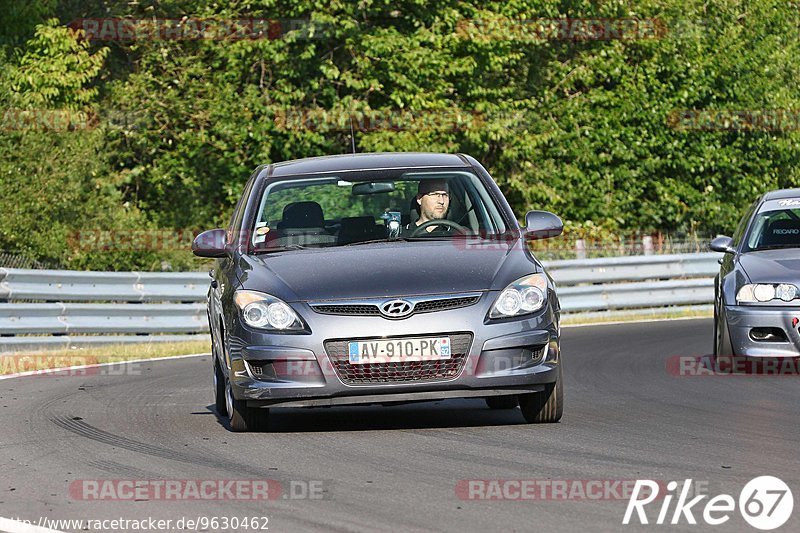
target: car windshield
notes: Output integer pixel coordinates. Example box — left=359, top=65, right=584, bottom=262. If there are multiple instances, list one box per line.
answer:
left=744, top=203, right=800, bottom=252
left=250, top=170, right=508, bottom=250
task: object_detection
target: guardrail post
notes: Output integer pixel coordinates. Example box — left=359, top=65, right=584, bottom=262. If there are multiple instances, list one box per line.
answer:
left=0, top=268, right=8, bottom=302
left=575, top=239, right=586, bottom=260
left=643, top=236, right=653, bottom=256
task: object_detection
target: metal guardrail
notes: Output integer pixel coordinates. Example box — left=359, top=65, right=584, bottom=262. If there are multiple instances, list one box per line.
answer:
left=548, top=253, right=717, bottom=312
left=0, top=303, right=207, bottom=335
left=545, top=252, right=719, bottom=284
left=0, top=268, right=207, bottom=302
left=0, top=268, right=210, bottom=353
left=0, top=253, right=719, bottom=353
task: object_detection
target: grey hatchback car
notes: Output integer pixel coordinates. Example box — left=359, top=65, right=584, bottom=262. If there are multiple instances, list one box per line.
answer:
left=193, top=153, right=564, bottom=431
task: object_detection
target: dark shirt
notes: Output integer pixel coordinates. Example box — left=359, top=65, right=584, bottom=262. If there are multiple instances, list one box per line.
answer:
left=401, top=221, right=454, bottom=237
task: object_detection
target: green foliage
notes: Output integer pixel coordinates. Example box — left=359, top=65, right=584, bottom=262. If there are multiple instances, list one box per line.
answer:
left=1, top=0, right=799, bottom=270
left=0, top=17, right=194, bottom=270
left=0, top=0, right=57, bottom=52
left=7, top=19, right=108, bottom=109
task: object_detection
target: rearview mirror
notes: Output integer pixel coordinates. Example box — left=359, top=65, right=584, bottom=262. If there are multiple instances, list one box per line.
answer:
left=352, top=182, right=395, bottom=195
left=524, top=210, right=564, bottom=240
left=709, top=235, right=735, bottom=254
left=192, top=228, right=227, bottom=258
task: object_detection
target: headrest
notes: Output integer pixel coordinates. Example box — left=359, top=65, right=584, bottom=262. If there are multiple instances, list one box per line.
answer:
left=281, top=201, right=325, bottom=228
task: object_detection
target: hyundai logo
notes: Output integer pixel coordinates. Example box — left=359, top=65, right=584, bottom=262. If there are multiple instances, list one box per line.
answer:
left=380, top=299, right=414, bottom=318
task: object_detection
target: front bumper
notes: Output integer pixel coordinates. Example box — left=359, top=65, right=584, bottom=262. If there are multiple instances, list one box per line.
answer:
left=725, top=305, right=800, bottom=357
left=225, top=293, right=560, bottom=407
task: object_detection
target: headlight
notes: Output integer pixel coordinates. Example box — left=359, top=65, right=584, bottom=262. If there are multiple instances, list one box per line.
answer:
left=489, top=273, right=548, bottom=319
left=234, top=290, right=304, bottom=330
left=737, top=283, right=798, bottom=304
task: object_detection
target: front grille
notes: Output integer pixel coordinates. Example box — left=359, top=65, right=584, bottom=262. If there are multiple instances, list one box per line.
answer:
left=324, top=333, right=473, bottom=385
left=413, top=296, right=480, bottom=313
left=311, top=295, right=480, bottom=318
left=312, top=304, right=380, bottom=316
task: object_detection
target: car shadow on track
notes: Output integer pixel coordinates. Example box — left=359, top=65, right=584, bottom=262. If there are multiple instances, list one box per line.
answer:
left=202, top=399, right=540, bottom=433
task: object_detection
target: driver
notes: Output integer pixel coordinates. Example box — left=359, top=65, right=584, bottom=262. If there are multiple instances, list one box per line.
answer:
left=402, top=179, right=453, bottom=236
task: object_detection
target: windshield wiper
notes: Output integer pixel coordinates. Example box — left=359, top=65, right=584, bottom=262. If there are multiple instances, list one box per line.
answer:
left=251, top=244, right=308, bottom=254
left=342, top=237, right=417, bottom=246
left=342, top=238, right=392, bottom=246
left=342, top=236, right=453, bottom=246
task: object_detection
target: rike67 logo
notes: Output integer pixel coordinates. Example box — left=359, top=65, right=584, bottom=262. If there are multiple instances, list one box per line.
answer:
left=623, top=477, right=793, bottom=530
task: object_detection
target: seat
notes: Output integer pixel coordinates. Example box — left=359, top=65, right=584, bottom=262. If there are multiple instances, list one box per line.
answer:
left=407, top=195, right=420, bottom=227
left=761, top=218, right=800, bottom=247
left=337, top=216, right=387, bottom=245
left=276, top=201, right=336, bottom=246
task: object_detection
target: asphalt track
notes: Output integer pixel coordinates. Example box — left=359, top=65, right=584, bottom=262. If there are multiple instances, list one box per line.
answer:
left=2, top=319, right=799, bottom=532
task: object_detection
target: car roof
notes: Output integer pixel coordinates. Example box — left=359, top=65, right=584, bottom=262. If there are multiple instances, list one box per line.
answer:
left=761, top=188, right=800, bottom=201
left=265, top=152, right=471, bottom=178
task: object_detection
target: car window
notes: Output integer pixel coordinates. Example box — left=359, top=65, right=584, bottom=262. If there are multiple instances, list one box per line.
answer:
left=731, top=200, right=758, bottom=247
left=250, top=170, right=507, bottom=249
left=227, top=174, right=256, bottom=244
left=743, top=206, right=800, bottom=251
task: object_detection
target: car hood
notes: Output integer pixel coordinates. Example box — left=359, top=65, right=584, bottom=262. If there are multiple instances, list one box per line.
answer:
left=237, top=240, right=538, bottom=301
left=738, top=249, right=800, bottom=284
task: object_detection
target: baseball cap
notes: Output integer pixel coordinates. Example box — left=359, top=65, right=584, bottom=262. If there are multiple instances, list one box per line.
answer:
left=417, top=179, right=449, bottom=196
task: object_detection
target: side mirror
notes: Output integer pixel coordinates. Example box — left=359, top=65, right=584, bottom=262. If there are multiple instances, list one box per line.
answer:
left=709, top=235, right=735, bottom=254
left=524, top=210, right=564, bottom=240
left=192, top=228, right=227, bottom=258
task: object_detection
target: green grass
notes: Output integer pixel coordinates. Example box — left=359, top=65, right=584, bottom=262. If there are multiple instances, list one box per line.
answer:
left=561, top=308, right=713, bottom=326
left=1, top=340, right=210, bottom=375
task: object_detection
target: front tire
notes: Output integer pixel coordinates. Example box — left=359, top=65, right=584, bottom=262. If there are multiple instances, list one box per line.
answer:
left=713, top=302, right=719, bottom=357
left=713, top=304, right=739, bottom=373
left=213, top=360, right=226, bottom=414
left=225, top=379, right=270, bottom=432
left=519, top=364, right=563, bottom=423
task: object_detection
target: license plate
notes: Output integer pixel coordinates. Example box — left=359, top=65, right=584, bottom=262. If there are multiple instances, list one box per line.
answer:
left=348, top=337, right=451, bottom=364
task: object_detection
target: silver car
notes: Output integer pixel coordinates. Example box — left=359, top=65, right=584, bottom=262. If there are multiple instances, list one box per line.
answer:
left=711, top=188, right=800, bottom=364
left=193, top=153, right=564, bottom=431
